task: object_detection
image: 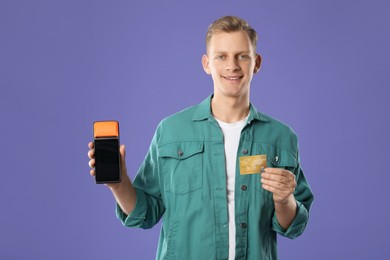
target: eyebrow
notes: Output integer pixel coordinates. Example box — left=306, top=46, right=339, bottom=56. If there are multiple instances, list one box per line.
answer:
left=212, top=51, right=251, bottom=55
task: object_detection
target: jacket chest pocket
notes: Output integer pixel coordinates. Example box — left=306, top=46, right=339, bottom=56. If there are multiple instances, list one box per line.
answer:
left=266, top=149, right=297, bottom=173
left=159, top=142, right=204, bottom=195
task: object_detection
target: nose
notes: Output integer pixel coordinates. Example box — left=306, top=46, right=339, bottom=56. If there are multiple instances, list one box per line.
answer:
left=226, top=58, right=240, bottom=71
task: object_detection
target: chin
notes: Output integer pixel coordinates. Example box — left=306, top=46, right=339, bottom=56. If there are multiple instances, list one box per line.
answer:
left=218, top=86, right=248, bottom=98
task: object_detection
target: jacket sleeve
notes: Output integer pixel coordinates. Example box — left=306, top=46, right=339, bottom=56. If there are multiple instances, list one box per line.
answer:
left=116, top=123, right=165, bottom=229
left=272, top=142, right=314, bottom=239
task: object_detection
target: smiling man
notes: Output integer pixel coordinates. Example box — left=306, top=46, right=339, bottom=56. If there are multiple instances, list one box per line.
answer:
left=88, top=16, right=314, bottom=260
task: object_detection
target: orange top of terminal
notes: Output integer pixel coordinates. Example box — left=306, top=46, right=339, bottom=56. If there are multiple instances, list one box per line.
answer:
left=94, top=121, right=119, bottom=138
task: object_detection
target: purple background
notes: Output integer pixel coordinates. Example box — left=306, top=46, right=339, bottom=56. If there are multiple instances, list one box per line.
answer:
left=1, top=1, right=389, bottom=259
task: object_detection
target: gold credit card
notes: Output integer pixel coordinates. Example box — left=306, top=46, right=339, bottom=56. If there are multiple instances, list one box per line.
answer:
left=239, top=155, right=267, bottom=175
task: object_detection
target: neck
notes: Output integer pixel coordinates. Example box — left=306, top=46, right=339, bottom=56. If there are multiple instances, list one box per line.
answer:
left=211, top=94, right=250, bottom=123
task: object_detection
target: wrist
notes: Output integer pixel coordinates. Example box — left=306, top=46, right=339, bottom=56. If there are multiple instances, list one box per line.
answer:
left=109, top=175, right=137, bottom=216
left=108, top=174, right=132, bottom=192
left=274, top=195, right=296, bottom=210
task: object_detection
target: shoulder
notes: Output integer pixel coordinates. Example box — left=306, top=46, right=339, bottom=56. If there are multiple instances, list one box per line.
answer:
left=252, top=111, right=300, bottom=153
left=153, top=103, right=200, bottom=142
left=160, top=104, right=199, bottom=128
left=261, top=113, right=297, bottom=138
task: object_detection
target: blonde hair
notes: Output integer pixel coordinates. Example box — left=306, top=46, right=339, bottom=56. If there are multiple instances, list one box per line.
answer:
left=206, top=16, right=258, bottom=53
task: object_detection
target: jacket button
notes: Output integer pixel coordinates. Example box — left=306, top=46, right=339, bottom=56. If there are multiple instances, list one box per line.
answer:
left=178, top=150, right=183, bottom=156
left=242, top=149, right=248, bottom=155
left=241, top=185, right=247, bottom=191
left=240, top=223, right=247, bottom=229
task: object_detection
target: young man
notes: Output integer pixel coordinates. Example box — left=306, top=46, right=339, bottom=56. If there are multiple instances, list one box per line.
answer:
left=88, top=16, right=314, bottom=260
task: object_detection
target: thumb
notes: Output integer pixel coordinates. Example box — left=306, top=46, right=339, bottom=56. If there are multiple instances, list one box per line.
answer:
left=120, top=144, right=126, bottom=157
left=119, top=144, right=128, bottom=176
left=120, top=144, right=126, bottom=164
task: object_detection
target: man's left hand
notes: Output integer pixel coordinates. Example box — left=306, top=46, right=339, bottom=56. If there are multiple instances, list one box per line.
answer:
left=260, top=168, right=296, bottom=204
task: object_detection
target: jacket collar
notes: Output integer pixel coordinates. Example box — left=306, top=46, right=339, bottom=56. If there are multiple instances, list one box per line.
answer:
left=192, top=94, right=269, bottom=123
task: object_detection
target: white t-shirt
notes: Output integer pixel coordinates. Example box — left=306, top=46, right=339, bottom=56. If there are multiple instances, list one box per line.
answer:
left=215, top=115, right=248, bottom=260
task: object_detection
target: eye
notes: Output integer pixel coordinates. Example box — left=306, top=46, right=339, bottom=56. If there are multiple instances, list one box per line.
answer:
left=215, top=55, right=225, bottom=60
left=238, top=54, right=250, bottom=60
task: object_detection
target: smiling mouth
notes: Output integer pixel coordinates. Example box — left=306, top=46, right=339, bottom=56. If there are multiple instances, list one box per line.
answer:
left=222, top=75, right=244, bottom=81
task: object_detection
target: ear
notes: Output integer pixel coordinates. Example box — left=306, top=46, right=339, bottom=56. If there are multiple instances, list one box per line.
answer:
left=201, top=54, right=211, bottom=75
left=254, top=54, right=262, bottom=74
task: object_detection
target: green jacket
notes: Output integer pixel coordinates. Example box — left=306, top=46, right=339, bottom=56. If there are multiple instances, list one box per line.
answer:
left=117, top=95, right=314, bottom=260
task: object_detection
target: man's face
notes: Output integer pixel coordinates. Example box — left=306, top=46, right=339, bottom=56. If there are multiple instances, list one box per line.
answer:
left=202, top=31, right=261, bottom=99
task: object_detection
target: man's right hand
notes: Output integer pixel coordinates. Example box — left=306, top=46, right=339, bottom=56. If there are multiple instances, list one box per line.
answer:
left=88, top=141, right=127, bottom=188
left=87, top=141, right=137, bottom=214
left=88, top=142, right=128, bottom=188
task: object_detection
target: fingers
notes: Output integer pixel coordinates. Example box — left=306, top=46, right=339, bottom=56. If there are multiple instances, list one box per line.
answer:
left=88, top=158, right=95, bottom=169
left=261, top=178, right=294, bottom=191
left=88, top=149, right=94, bottom=159
left=88, top=141, right=95, bottom=176
left=261, top=180, right=295, bottom=197
left=88, top=142, right=95, bottom=159
left=87, top=142, right=127, bottom=179
left=261, top=168, right=296, bottom=186
left=261, top=168, right=296, bottom=202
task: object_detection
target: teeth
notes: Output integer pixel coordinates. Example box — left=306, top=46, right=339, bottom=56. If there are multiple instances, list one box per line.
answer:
left=225, top=76, right=240, bottom=80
